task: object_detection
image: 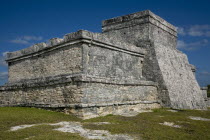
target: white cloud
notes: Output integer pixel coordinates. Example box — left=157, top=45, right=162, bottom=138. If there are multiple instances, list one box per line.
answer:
left=2, top=51, right=9, bottom=57
left=0, top=57, right=6, bottom=66
left=177, top=40, right=186, bottom=49
left=0, top=52, right=8, bottom=67
left=178, top=25, right=210, bottom=37
left=0, top=72, right=8, bottom=80
left=177, top=27, right=186, bottom=36
left=177, top=39, right=209, bottom=51
left=10, top=35, right=43, bottom=45
left=206, top=31, right=210, bottom=37
left=188, top=25, right=210, bottom=37
left=23, top=36, right=43, bottom=41
left=11, top=39, right=30, bottom=45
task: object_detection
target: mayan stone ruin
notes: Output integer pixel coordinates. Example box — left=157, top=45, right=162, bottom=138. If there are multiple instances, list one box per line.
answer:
left=0, top=10, right=207, bottom=119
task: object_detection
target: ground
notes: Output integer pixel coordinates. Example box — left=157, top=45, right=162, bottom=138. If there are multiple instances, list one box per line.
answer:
left=0, top=107, right=210, bottom=140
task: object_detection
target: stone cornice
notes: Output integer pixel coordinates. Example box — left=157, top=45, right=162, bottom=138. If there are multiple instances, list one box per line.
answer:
left=0, top=74, right=157, bottom=91
left=6, top=30, right=145, bottom=62
left=0, top=100, right=160, bottom=108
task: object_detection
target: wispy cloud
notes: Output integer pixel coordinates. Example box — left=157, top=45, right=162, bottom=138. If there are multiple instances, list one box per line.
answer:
left=199, top=71, right=210, bottom=76
left=0, top=51, right=8, bottom=67
left=11, top=39, right=30, bottom=45
left=0, top=58, right=6, bottom=66
left=189, top=25, right=210, bottom=37
left=177, top=25, right=210, bottom=37
left=177, top=39, right=209, bottom=51
left=23, top=36, right=43, bottom=41
left=10, top=35, right=43, bottom=45
left=0, top=72, right=8, bottom=80
left=2, top=51, right=8, bottom=57
left=177, top=27, right=186, bottom=36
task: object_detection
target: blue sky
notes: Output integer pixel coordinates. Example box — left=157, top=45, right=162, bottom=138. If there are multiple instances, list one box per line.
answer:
left=0, top=0, right=210, bottom=86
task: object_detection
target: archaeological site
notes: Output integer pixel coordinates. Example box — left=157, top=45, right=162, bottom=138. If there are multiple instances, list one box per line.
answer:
left=0, top=10, right=208, bottom=119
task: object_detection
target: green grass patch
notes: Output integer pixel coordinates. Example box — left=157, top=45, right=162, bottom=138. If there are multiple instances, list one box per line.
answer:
left=83, top=108, right=210, bottom=140
left=0, top=107, right=210, bottom=140
left=1, top=125, right=85, bottom=140
left=0, top=107, right=83, bottom=140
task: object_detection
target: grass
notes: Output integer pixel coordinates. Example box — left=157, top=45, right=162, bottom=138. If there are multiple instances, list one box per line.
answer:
left=0, top=107, right=84, bottom=140
left=83, top=108, right=210, bottom=140
left=0, top=107, right=210, bottom=140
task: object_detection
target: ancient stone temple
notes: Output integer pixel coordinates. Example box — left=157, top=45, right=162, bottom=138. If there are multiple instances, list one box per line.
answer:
left=0, top=10, right=206, bottom=119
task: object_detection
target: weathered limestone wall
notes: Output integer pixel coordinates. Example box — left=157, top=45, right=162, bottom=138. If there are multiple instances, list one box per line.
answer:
left=1, top=29, right=160, bottom=118
left=201, top=87, right=208, bottom=99
left=153, top=41, right=205, bottom=109
left=149, top=23, right=206, bottom=109
left=73, top=102, right=160, bottom=119
left=102, top=13, right=171, bottom=106
left=6, top=30, right=146, bottom=84
left=0, top=76, right=159, bottom=107
left=85, top=44, right=144, bottom=81
left=0, top=75, right=160, bottom=119
left=201, top=87, right=210, bottom=107
left=103, top=10, right=206, bottom=109
left=206, top=98, right=210, bottom=107
left=0, top=80, right=82, bottom=107
left=8, top=44, right=82, bottom=83
left=81, top=82, right=158, bottom=104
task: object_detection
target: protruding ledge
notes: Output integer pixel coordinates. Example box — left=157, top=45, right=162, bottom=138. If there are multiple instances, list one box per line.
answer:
left=0, top=74, right=158, bottom=91
left=0, top=100, right=160, bottom=108
left=189, top=64, right=196, bottom=72
left=201, top=87, right=208, bottom=90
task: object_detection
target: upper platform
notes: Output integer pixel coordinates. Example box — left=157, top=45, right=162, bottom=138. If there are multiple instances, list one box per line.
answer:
left=6, top=30, right=147, bottom=84
left=102, top=10, right=177, bottom=37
